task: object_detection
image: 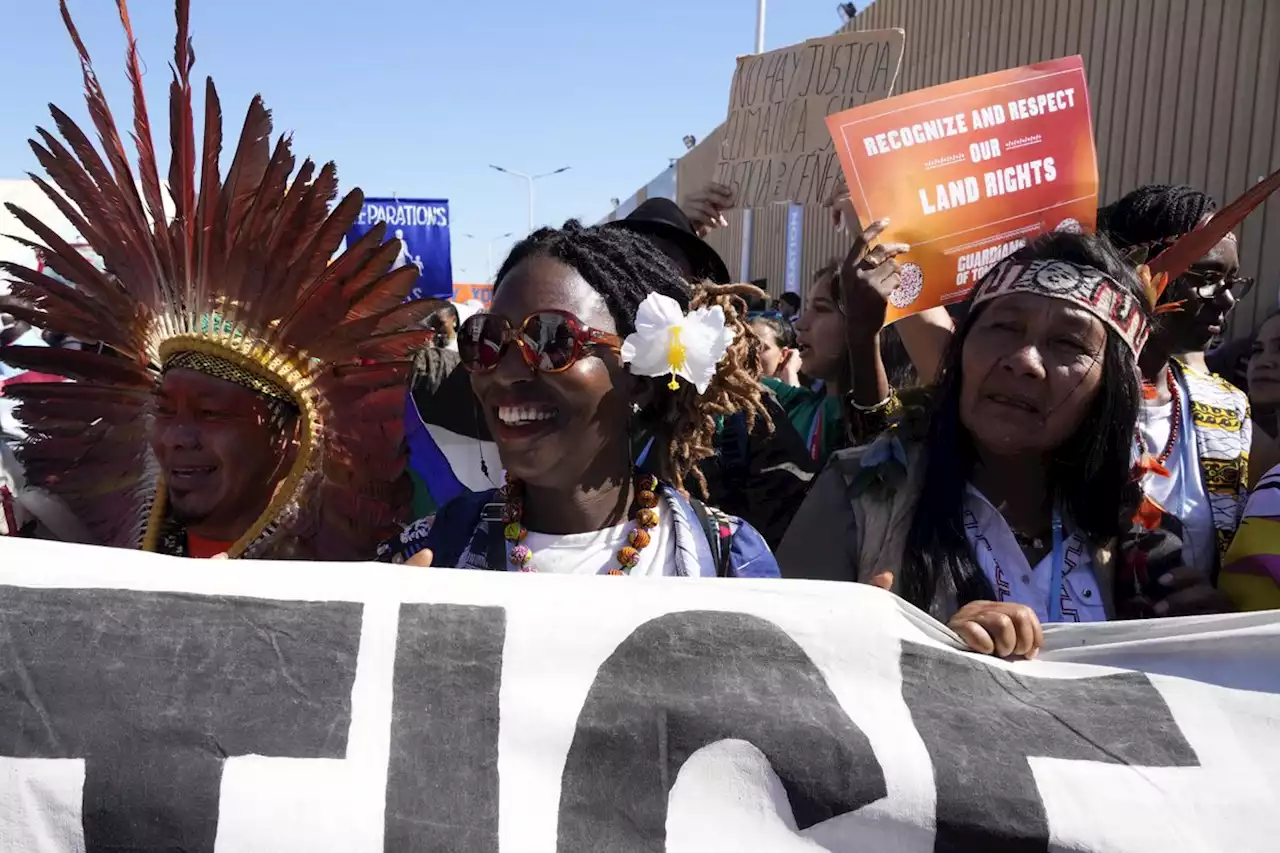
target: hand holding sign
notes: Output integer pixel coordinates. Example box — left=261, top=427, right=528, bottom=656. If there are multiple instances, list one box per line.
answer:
left=838, top=219, right=912, bottom=341
left=681, top=182, right=733, bottom=237
left=824, top=170, right=857, bottom=233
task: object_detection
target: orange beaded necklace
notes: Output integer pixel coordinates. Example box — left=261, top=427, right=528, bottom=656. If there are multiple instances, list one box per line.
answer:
left=502, top=470, right=661, bottom=574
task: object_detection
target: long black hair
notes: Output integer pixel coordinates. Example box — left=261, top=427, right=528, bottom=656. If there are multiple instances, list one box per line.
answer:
left=901, top=232, right=1149, bottom=617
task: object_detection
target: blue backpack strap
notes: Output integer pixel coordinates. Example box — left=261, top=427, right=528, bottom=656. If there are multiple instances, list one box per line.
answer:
left=689, top=497, right=737, bottom=577
left=476, top=498, right=509, bottom=571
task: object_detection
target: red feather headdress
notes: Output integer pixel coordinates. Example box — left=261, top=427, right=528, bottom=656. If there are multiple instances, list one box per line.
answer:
left=0, top=0, right=432, bottom=558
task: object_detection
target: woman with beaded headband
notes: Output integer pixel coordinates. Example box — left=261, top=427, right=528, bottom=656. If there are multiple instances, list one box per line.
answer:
left=377, top=221, right=780, bottom=579
left=0, top=0, right=432, bottom=558
left=779, top=230, right=1156, bottom=657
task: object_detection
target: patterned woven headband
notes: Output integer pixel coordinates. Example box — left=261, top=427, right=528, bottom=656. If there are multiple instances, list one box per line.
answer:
left=973, top=258, right=1150, bottom=355
left=163, top=349, right=299, bottom=409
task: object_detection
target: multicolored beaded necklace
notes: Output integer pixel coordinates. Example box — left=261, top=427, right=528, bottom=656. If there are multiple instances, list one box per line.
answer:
left=502, top=470, right=661, bottom=574
left=1136, top=366, right=1182, bottom=476
left=1132, top=366, right=1182, bottom=530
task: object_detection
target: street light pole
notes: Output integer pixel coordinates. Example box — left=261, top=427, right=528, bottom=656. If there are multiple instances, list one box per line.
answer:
left=740, top=0, right=766, bottom=282
left=462, top=231, right=515, bottom=282
left=490, top=165, right=571, bottom=235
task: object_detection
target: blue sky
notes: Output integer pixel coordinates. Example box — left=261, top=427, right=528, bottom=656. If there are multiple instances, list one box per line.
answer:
left=0, top=0, right=860, bottom=282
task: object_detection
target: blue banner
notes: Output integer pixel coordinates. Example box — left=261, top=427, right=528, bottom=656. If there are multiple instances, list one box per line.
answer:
left=784, top=203, right=804, bottom=294
left=348, top=198, right=453, bottom=300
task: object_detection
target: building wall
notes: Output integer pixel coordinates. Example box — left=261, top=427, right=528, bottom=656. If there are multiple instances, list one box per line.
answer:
left=605, top=0, right=1280, bottom=333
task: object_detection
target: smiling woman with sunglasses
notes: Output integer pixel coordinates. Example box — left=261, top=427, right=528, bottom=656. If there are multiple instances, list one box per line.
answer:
left=376, top=221, right=781, bottom=578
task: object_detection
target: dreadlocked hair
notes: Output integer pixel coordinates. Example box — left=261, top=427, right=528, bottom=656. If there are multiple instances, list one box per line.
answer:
left=494, top=220, right=772, bottom=497
left=1101, top=184, right=1218, bottom=252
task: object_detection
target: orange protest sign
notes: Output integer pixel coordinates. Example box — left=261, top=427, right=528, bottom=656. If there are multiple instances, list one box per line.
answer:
left=826, top=56, right=1099, bottom=323
left=453, top=283, right=493, bottom=306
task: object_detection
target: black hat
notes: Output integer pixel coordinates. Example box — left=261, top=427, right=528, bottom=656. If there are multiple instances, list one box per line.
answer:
left=606, top=197, right=731, bottom=284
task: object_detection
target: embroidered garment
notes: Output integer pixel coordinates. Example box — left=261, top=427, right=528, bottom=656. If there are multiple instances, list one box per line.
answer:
left=1175, top=361, right=1251, bottom=560
left=1138, top=372, right=1216, bottom=577
left=963, top=486, right=1107, bottom=623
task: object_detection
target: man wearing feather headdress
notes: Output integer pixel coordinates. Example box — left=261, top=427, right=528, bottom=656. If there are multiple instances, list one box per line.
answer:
left=0, top=0, right=432, bottom=558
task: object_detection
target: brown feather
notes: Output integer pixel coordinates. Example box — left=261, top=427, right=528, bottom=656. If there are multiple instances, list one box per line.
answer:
left=0, top=347, right=153, bottom=388
left=358, top=328, right=432, bottom=362
left=217, top=97, right=273, bottom=249
left=58, top=0, right=162, bottom=292
left=4, top=382, right=153, bottom=409
left=24, top=152, right=111, bottom=254
left=115, top=0, right=176, bottom=289
left=273, top=190, right=369, bottom=340
left=2, top=213, right=122, bottom=307
left=220, top=133, right=295, bottom=323
left=193, top=77, right=223, bottom=325
left=41, top=112, right=153, bottom=291
left=0, top=264, right=124, bottom=346
left=168, top=0, right=196, bottom=274
left=282, top=185, right=363, bottom=288
left=342, top=266, right=422, bottom=321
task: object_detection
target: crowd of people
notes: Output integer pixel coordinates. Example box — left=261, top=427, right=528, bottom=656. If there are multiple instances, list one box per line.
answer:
left=3, top=1, right=1280, bottom=661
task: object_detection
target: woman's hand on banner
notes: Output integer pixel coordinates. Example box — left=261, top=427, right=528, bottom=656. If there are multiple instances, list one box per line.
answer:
left=681, top=183, right=733, bottom=237
left=948, top=600, right=1044, bottom=659
left=1153, top=566, right=1236, bottom=616
left=839, top=219, right=911, bottom=340
left=405, top=549, right=435, bottom=568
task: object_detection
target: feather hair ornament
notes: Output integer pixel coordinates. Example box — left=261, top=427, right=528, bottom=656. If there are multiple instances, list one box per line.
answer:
left=0, top=0, right=433, bottom=558
left=1142, top=165, right=1280, bottom=305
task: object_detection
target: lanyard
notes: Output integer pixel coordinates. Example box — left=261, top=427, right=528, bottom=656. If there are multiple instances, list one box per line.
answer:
left=635, top=435, right=655, bottom=468
left=807, top=410, right=823, bottom=462
left=1047, top=506, right=1065, bottom=623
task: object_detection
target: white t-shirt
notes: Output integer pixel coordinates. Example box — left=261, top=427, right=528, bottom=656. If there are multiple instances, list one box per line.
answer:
left=1138, top=377, right=1216, bottom=577
left=963, top=486, right=1107, bottom=623
left=515, top=511, right=678, bottom=576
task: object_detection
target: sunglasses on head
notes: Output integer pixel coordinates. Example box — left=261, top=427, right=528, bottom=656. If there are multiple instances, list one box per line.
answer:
left=458, top=310, right=622, bottom=374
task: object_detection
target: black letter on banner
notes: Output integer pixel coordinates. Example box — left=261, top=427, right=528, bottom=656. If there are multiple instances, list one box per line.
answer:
left=900, top=641, right=1200, bottom=853
left=557, top=611, right=886, bottom=851
left=0, top=585, right=361, bottom=853
left=384, top=604, right=505, bottom=853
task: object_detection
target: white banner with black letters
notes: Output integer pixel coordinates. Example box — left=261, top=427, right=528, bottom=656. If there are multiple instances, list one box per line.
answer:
left=0, top=538, right=1277, bottom=852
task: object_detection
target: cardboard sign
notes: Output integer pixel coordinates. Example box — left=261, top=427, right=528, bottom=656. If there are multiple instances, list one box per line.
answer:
left=2, top=538, right=1280, bottom=852
left=715, top=29, right=905, bottom=209
left=827, top=56, right=1099, bottom=322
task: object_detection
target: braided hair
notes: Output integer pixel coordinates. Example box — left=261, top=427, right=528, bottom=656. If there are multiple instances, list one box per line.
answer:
left=494, top=220, right=771, bottom=496
left=1100, top=184, right=1218, bottom=254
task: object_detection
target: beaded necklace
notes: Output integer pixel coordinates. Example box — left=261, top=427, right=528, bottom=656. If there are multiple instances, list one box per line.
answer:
left=1137, top=366, right=1182, bottom=475
left=502, top=470, right=661, bottom=574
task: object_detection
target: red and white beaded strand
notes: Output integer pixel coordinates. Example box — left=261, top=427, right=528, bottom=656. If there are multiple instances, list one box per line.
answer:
left=502, top=470, right=661, bottom=574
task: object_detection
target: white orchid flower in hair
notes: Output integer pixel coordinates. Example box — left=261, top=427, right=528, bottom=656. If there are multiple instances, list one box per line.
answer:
left=621, top=293, right=734, bottom=395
